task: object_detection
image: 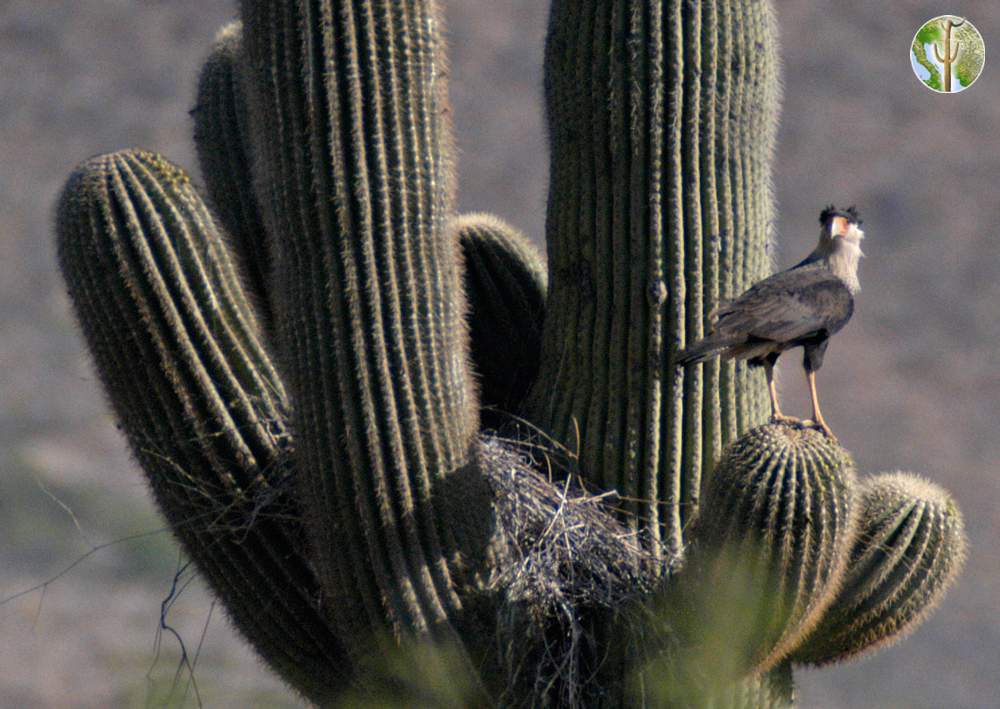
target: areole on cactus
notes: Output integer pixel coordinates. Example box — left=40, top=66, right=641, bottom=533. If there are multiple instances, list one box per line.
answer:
left=55, top=0, right=965, bottom=706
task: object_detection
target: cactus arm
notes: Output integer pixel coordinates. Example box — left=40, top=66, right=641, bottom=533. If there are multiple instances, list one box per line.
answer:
left=933, top=42, right=946, bottom=64
left=790, top=472, right=967, bottom=666
left=239, top=0, right=487, bottom=650
left=55, top=150, right=351, bottom=701
left=527, top=0, right=776, bottom=554
left=673, top=424, right=856, bottom=676
left=192, top=21, right=273, bottom=330
left=951, top=39, right=961, bottom=62
left=452, top=213, right=546, bottom=424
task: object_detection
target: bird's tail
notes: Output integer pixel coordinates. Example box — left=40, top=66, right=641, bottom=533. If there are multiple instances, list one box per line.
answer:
left=676, top=336, right=733, bottom=366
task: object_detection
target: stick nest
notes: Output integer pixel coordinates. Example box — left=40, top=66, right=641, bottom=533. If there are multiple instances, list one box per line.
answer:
left=480, top=434, right=677, bottom=706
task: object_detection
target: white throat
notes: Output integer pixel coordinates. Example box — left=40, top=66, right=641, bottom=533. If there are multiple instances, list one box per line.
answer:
left=829, top=228, right=863, bottom=293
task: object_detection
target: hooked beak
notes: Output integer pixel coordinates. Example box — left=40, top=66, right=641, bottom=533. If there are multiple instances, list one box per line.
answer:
left=829, top=216, right=850, bottom=238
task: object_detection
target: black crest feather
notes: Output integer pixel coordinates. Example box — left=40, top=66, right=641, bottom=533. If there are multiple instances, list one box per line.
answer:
left=819, top=204, right=862, bottom=226
left=819, top=204, right=838, bottom=224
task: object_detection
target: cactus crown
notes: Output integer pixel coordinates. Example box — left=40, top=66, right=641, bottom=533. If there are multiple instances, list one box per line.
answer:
left=55, top=1, right=965, bottom=706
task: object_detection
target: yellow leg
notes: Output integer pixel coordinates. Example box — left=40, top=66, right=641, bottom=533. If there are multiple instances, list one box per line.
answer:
left=766, top=362, right=801, bottom=425
left=807, top=370, right=836, bottom=440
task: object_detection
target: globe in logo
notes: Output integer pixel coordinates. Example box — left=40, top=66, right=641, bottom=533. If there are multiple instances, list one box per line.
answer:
left=911, top=16, right=985, bottom=93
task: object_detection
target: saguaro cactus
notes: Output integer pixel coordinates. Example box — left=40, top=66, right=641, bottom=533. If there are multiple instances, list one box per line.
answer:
left=56, top=1, right=965, bottom=706
left=933, top=16, right=965, bottom=92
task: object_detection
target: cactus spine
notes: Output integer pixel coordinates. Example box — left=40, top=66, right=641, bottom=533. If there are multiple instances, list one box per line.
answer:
left=54, top=1, right=967, bottom=706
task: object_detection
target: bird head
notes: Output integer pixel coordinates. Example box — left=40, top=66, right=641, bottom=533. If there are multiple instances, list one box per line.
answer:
left=819, top=205, right=864, bottom=253
left=817, top=205, right=864, bottom=292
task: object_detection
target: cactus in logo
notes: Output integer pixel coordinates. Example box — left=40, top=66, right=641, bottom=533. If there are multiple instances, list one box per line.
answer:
left=912, top=15, right=985, bottom=93
left=933, top=17, right=964, bottom=93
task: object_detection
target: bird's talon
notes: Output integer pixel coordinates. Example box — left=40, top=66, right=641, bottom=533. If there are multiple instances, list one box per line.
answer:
left=809, top=421, right=837, bottom=441
left=770, top=414, right=804, bottom=427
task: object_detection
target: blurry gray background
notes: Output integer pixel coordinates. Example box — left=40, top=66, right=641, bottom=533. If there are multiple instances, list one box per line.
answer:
left=2, top=1, right=997, bottom=706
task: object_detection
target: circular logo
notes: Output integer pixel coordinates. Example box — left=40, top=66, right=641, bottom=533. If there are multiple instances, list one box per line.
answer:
left=911, top=16, right=985, bottom=93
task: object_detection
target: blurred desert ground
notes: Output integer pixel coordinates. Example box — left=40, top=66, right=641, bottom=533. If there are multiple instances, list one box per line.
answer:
left=2, top=0, right=998, bottom=706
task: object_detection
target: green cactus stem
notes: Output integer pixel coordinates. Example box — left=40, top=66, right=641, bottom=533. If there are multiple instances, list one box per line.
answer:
left=453, top=213, right=546, bottom=426
left=628, top=620, right=796, bottom=709
left=55, top=149, right=351, bottom=703
left=527, top=0, right=778, bottom=556
left=655, top=661, right=795, bottom=709
left=791, top=472, right=967, bottom=666
left=700, top=664, right=795, bottom=709
left=239, top=0, right=487, bottom=654
left=676, top=424, right=856, bottom=675
left=192, top=21, right=271, bottom=326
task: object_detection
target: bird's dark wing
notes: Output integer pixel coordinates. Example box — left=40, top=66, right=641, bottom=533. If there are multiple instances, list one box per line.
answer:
left=712, top=267, right=853, bottom=344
